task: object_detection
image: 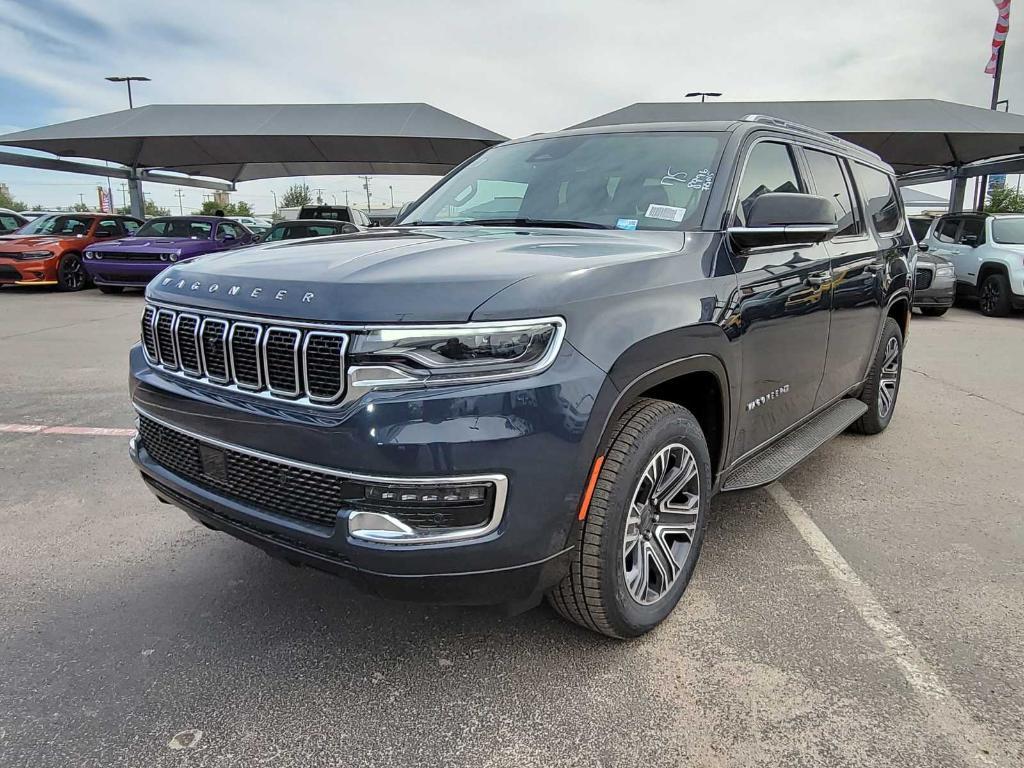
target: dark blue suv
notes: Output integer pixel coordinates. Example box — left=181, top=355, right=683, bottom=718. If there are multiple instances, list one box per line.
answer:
left=130, top=116, right=913, bottom=637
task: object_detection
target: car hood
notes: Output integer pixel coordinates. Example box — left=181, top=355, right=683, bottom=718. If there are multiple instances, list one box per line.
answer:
left=87, top=237, right=212, bottom=254
left=147, top=226, right=685, bottom=323
left=0, top=235, right=75, bottom=250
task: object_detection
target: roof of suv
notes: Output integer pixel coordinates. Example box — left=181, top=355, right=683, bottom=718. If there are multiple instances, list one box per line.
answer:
left=506, top=116, right=890, bottom=172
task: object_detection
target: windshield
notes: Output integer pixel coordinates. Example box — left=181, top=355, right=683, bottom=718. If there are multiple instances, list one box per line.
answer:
left=992, top=217, right=1024, bottom=244
left=135, top=217, right=214, bottom=239
left=403, top=131, right=726, bottom=231
left=16, top=214, right=94, bottom=236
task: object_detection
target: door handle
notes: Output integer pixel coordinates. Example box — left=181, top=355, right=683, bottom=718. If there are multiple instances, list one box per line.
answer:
left=805, top=271, right=832, bottom=287
left=865, top=262, right=885, bottom=273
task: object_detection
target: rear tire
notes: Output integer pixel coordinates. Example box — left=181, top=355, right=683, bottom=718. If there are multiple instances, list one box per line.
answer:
left=851, top=317, right=903, bottom=435
left=56, top=252, right=89, bottom=292
left=547, top=398, right=711, bottom=638
left=97, top=285, right=124, bottom=295
left=919, top=306, right=948, bottom=317
left=978, top=273, right=1011, bottom=317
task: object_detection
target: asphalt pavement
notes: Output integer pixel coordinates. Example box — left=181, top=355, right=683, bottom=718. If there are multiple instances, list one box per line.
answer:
left=1, top=288, right=1021, bottom=767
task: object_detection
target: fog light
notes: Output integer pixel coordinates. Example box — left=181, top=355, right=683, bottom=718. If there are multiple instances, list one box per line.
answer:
left=364, top=484, right=486, bottom=504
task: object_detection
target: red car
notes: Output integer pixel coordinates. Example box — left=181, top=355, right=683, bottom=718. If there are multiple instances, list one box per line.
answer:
left=0, top=213, right=143, bottom=291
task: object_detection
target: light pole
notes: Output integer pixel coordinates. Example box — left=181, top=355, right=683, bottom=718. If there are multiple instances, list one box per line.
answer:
left=105, top=75, right=150, bottom=109
left=685, top=91, right=722, bottom=103
left=271, top=191, right=278, bottom=213
left=389, top=185, right=395, bottom=208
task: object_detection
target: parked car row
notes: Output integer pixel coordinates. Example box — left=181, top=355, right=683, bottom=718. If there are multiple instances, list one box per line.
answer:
left=0, top=212, right=360, bottom=293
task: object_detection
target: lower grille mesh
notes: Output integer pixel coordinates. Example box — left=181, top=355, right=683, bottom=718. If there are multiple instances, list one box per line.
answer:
left=915, top=268, right=933, bottom=290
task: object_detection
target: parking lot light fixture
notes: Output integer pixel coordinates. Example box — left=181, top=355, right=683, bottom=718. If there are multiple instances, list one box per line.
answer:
left=105, top=76, right=151, bottom=109
left=685, top=91, right=722, bottom=103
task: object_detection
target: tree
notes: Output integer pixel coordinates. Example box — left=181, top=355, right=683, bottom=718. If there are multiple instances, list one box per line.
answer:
left=987, top=186, right=1024, bottom=214
left=279, top=183, right=312, bottom=208
left=196, top=200, right=254, bottom=217
left=115, top=199, right=170, bottom=217
left=0, top=187, right=28, bottom=211
left=72, top=202, right=91, bottom=212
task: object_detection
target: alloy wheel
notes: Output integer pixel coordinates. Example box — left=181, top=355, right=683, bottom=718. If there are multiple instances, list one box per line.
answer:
left=622, top=443, right=701, bottom=605
left=980, top=280, right=999, bottom=315
left=60, top=255, right=86, bottom=290
left=877, top=336, right=901, bottom=419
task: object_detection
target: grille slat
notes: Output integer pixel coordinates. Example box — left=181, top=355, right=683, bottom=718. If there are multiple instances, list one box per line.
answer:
left=141, top=306, right=158, bottom=360
left=155, top=310, right=178, bottom=369
left=175, top=315, right=201, bottom=375
left=92, top=251, right=167, bottom=262
left=140, top=304, right=347, bottom=406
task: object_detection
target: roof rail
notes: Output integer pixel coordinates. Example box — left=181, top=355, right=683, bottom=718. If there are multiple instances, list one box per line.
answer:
left=741, top=114, right=882, bottom=160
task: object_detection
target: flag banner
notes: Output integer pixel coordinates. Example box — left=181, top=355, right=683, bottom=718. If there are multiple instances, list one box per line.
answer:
left=986, top=0, right=1011, bottom=75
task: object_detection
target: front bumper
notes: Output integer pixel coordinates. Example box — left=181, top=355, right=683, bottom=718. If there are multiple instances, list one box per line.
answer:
left=0, top=258, right=58, bottom=285
left=129, top=341, right=611, bottom=605
left=913, top=268, right=955, bottom=308
left=84, top=260, right=168, bottom=287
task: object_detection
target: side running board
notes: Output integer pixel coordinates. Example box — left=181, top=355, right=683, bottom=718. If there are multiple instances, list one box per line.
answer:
left=721, top=398, right=868, bottom=492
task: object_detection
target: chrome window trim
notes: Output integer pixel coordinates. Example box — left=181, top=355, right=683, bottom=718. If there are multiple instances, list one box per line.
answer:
left=199, top=317, right=230, bottom=384
left=174, top=313, right=203, bottom=377
left=134, top=404, right=507, bottom=546
left=154, top=309, right=178, bottom=369
left=302, top=331, right=349, bottom=404
left=228, top=322, right=264, bottom=391
left=262, top=326, right=302, bottom=398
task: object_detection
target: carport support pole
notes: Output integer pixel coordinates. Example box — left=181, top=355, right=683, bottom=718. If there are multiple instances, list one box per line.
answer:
left=949, top=175, right=968, bottom=213
left=127, top=171, right=145, bottom=218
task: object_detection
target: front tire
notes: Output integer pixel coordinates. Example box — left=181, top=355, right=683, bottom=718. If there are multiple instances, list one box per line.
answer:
left=978, top=273, right=1011, bottom=317
left=548, top=399, right=711, bottom=638
left=56, top=253, right=89, bottom=292
left=851, top=317, right=903, bottom=435
left=919, top=306, right=948, bottom=317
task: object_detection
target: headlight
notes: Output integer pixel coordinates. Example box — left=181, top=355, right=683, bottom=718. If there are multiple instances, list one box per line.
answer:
left=347, top=318, right=565, bottom=388
left=17, top=250, right=52, bottom=260
left=936, top=265, right=954, bottom=277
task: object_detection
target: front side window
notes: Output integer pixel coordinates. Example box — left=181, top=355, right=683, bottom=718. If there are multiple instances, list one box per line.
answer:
left=804, top=149, right=861, bottom=237
left=0, top=214, right=22, bottom=231
left=16, top=214, right=94, bottom=236
left=852, top=163, right=901, bottom=234
left=936, top=218, right=960, bottom=243
left=136, top=218, right=213, bottom=239
left=959, top=218, right=985, bottom=245
left=733, top=141, right=803, bottom=226
left=122, top=219, right=141, bottom=234
left=404, top=131, right=726, bottom=231
left=991, top=216, right=1024, bottom=244
left=218, top=222, right=242, bottom=240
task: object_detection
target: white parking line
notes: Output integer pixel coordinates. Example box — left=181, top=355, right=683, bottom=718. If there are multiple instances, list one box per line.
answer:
left=0, top=423, right=136, bottom=437
left=768, top=482, right=1002, bottom=767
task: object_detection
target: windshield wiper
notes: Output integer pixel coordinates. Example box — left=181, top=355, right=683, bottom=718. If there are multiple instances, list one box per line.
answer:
left=455, top=218, right=610, bottom=230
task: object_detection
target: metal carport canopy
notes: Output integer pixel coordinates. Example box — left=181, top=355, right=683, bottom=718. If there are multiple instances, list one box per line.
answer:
left=572, top=99, right=1024, bottom=175
left=0, top=102, right=507, bottom=183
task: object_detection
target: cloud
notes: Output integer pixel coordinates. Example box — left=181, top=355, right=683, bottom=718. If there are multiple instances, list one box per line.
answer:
left=0, top=0, right=1017, bottom=210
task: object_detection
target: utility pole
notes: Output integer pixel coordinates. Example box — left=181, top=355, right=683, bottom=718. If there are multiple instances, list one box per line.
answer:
left=77, top=193, right=86, bottom=208
left=314, top=188, right=325, bottom=205
left=118, top=183, right=129, bottom=210
left=271, top=190, right=278, bottom=213
left=359, top=176, right=373, bottom=212
left=174, top=188, right=186, bottom=215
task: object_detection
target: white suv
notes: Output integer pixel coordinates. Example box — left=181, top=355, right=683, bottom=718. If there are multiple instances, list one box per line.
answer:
left=922, top=213, right=1024, bottom=316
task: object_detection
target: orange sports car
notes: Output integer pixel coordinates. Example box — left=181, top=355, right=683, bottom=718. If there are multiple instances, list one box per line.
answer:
left=0, top=213, right=143, bottom=291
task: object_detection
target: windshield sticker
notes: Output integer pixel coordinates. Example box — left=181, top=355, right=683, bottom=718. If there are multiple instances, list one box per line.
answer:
left=645, top=204, right=687, bottom=222
left=615, top=218, right=639, bottom=230
left=660, top=168, right=690, bottom=186
left=687, top=169, right=715, bottom=191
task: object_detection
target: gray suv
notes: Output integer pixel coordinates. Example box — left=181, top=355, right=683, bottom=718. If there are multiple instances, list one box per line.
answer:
left=129, top=116, right=913, bottom=637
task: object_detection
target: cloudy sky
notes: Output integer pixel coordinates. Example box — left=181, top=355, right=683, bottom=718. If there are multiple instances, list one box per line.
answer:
left=0, top=0, right=1018, bottom=213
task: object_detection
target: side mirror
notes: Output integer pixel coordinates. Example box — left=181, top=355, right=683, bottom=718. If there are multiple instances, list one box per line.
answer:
left=728, top=193, right=838, bottom=250
left=960, top=234, right=979, bottom=247
left=340, top=223, right=359, bottom=234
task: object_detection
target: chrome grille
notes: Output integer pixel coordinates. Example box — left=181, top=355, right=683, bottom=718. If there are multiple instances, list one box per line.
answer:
left=175, top=314, right=201, bottom=375
left=141, top=306, right=158, bottom=360
left=141, top=303, right=349, bottom=407
left=915, top=267, right=933, bottom=290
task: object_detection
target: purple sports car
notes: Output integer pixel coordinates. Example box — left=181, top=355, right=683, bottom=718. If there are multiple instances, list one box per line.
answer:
left=83, top=216, right=253, bottom=293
